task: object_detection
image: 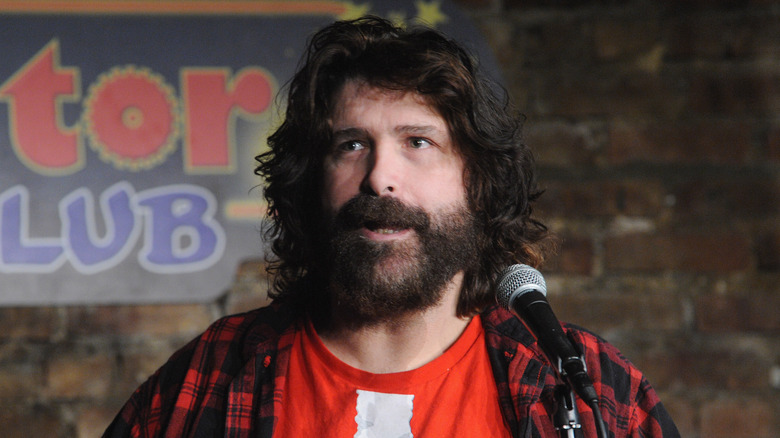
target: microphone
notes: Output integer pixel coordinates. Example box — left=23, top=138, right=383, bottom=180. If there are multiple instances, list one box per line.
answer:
left=496, top=264, right=599, bottom=405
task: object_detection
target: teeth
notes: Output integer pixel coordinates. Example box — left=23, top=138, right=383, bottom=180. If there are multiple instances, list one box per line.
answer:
left=375, top=228, right=400, bottom=235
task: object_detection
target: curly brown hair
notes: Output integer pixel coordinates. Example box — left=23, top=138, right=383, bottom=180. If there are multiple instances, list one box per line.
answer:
left=255, top=16, right=551, bottom=316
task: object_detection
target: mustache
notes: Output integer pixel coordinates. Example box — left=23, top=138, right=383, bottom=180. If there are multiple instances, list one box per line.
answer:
left=333, top=194, right=430, bottom=232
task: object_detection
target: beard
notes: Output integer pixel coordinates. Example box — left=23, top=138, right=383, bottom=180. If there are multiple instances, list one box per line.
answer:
left=322, top=194, right=481, bottom=327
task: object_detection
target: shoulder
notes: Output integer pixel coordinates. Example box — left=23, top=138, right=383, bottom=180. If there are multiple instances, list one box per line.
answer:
left=157, top=301, right=300, bottom=381
left=480, top=305, right=542, bottom=356
left=481, top=306, right=678, bottom=435
left=563, top=324, right=679, bottom=435
left=191, top=301, right=299, bottom=357
left=480, top=305, right=644, bottom=389
left=483, top=306, right=654, bottom=404
left=103, top=302, right=301, bottom=437
left=563, top=323, right=647, bottom=403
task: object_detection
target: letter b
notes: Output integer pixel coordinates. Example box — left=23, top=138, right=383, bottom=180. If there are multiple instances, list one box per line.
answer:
left=136, top=185, right=225, bottom=273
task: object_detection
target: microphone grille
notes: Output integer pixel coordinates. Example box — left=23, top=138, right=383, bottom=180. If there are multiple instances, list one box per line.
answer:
left=496, top=264, right=547, bottom=309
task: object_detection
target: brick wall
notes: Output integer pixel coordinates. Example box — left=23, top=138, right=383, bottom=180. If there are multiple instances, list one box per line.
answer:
left=0, top=260, right=270, bottom=436
left=1, top=1, right=779, bottom=436
left=464, top=0, right=780, bottom=436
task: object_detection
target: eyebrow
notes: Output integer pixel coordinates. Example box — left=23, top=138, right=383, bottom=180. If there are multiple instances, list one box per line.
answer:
left=331, top=127, right=368, bottom=139
left=395, top=124, right=443, bottom=136
left=331, top=124, right=443, bottom=138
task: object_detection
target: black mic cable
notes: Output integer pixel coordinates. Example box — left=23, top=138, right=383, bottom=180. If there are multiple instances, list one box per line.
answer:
left=497, top=264, right=608, bottom=438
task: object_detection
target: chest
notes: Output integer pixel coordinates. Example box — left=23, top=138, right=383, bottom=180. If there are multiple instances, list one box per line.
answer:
left=271, top=320, right=512, bottom=437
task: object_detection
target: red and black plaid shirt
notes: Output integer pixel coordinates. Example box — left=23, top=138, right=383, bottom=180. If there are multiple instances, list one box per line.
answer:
left=104, top=302, right=679, bottom=437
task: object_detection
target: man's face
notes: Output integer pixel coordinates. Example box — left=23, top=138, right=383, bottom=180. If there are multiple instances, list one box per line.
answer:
left=320, top=81, right=478, bottom=323
left=323, top=81, right=467, bottom=218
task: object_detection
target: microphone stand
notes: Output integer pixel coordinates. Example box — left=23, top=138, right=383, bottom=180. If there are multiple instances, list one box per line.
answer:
left=496, top=264, right=608, bottom=437
left=554, top=384, right=584, bottom=438
left=549, top=346, right=609, bottom=438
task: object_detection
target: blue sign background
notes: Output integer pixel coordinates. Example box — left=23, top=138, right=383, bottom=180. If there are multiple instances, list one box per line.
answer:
left=0, top=1, right=499, bottom=305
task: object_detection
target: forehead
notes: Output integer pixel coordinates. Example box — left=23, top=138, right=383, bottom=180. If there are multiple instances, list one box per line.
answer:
left=330, top=80, right=442, bottom=124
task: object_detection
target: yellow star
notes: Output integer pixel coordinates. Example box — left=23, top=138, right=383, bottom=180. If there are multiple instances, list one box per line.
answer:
left=414, top=0, right=448, bottom=27
left=387, top=10, right=408, bottom=28
left=338, top=2, right=372, bottom=20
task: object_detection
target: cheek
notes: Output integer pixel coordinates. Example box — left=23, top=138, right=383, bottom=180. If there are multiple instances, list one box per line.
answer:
left=424, top=165, right=468, bottom=206
left=322, top=165, right=362, bottom=211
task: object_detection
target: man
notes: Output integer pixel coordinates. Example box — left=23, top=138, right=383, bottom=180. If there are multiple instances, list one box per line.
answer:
left=105, top=16, right=679, bottom=437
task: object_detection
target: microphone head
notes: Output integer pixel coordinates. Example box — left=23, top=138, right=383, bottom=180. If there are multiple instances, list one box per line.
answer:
left=496, top=264, right=547, bottom=309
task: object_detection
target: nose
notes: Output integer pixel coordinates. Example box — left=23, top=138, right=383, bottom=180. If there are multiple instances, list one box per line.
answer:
left=360, top=143, right=400, bottom=196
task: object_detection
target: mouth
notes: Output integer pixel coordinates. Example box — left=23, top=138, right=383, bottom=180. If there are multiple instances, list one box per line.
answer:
left=332, top=195, right=429, bottom=240
left=364, top=220, right=407, bottom=235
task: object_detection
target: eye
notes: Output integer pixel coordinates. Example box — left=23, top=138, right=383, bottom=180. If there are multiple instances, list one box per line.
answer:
left=337, top=140, right=366, bottom=152
left=409, top=137, right=433, bottom=149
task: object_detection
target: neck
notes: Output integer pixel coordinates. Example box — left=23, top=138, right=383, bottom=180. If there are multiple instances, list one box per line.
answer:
left=316, top=272, right=471, bottom=374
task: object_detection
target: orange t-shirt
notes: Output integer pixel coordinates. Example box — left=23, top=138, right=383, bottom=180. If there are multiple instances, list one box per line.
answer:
left=273, top=315, right=511, bottom=437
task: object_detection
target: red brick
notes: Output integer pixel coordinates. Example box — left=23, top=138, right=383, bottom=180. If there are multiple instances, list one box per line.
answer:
left=0, top=405, right=65, bottom=437
left=225, top=291, right=273, bottom=315
left=452, top=0, right=496, bottom=10
left=0, top=364, right=43, bottom=404
left=671, top=178, right=780, bottom=219
left=471, top=15, right=514, bottom=56
left=659, top=397, right=696, bottom=438
left=594, top=19, right=660, bottom=60
left=505, top=0, right=613, bottom=9
left=537, top=179, right=665, bottom=218
left=553, top=291, right=684, bottom=333
left=661, top=0, right=780, bottom=8
left=769, top=124, right=780, bottom=162
left=604, top=232, right=752, bottom=272
left=664, top=14, right=780, bottom=60
left=696, top=289, right=780, bottom=332
left=46, top=350, right=113, bottom=399
left=506, top=17, right=589, bottom=70
left=116, top=345, right=180, bottom=395
left=700, top=398, right=774, bottom=438
left=526, top=120, right=604, bottom=167
left=0, top=307, right=61, bottom=341
left=534, top=67, right=684, bottom=118
left=688, top=69, right=780, bottom=116
left=234, top=258, right=266, bottom=278
left=609, top=119, right=753, bottom=165
left=544, top=234, right=594, bottom=275
left=637, top=348, right=772, bottom=392
left=67, top=303, right=215, bottom=338
left=757, top=230, right=780, bottom=271
left=77, top=405, right=124, bottom=438
left=225, top=259, right=273, bottom=314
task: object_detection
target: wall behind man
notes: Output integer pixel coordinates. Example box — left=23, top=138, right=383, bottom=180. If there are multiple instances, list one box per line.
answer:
left=0, top=0, right=778, bottom=436
left=464, top=0, right=780, bottom=436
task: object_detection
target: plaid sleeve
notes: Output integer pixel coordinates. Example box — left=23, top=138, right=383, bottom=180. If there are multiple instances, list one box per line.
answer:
left=103, top=334, right=201, bottom=438
left=483, top=306, right=679, bottom=437
left=102, top=304, right=295, bottom=438
left=566, top=325, right=680, bottom=437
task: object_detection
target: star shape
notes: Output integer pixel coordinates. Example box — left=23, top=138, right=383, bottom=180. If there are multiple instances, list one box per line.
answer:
left=338, top=1, right=371, bottom=20
left=414, top=0, right=447, bottom=27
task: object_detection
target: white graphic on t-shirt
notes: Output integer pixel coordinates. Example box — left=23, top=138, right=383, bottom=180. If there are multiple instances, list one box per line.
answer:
left=354, top=389, right=414, bottom=438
